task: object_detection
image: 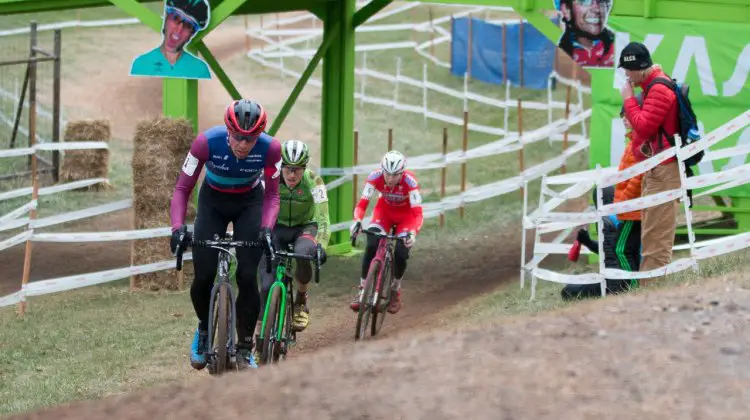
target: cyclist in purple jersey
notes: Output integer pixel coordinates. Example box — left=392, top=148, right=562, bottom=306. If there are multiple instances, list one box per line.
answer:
left=169, top=99, right=282, bottom=370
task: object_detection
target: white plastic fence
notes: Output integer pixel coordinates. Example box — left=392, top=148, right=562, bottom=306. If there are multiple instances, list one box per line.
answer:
left=521, top=109, right=750, bottom=299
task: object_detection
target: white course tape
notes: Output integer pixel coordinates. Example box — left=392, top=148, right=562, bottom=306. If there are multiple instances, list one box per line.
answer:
left=0, top=186, right=33, bottom=203
left=693, top=173, right=750, bottom=199
left=702, top=143, right=750, bottom=162
left=685, top=162, right=750, bottom=190
left=692, top=231, right=750, bottom=260
left=0, top=200, right=36, bottom=227
left=35, top=141, right=109, bottom=151
left=603, top=257, right=697, bottom=279
left=597, top=146, right=677, bottom=188
left=0, top=252, right=195, bottom=308
left=597, top=188, right=682, bottom=217
left=0, top=18, right=139, bottom=37
left=39, top=178, right=109, bottom=196
left=532, top=268, right=603, bottom=285
left=0, top=147, right=35, bottom=159
left=32, top=227, right=172, bottom=243
left=677, top=110, right=750, bottom=161
left=533, top=242, right=594, bottom=257
left=0, top=230, right=33, bottom=253
left=31, top=199, right=131, bottom=229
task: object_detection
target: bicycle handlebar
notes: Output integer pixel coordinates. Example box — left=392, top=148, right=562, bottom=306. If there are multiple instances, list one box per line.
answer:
left=174, top=228, right=269, bottom=272
left=273, top=248, right=323, bottom=284
left=349, top=221, right=403, bottom=247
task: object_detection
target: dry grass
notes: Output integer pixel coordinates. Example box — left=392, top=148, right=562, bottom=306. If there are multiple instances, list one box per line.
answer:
left=59, top=119, right=111, bottom=191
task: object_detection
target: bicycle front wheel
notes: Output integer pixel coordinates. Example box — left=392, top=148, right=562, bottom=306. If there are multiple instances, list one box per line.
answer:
left=371, top=255, right=394, bottom=337
left=214, top=281, right=232, bottom=375
left=260, top=287, right=282, bottom=365
left=355, top=260, right=380, bottom=341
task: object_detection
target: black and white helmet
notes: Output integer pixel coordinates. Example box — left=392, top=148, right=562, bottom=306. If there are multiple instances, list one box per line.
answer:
left=381, top=150, right=405, bottom=175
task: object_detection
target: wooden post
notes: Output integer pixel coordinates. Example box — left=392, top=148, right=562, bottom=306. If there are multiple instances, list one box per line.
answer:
left=466, top=14, right=473, bottom=81
left=353, top=130, right=359, bottom=209
left=388, top=128, right=393, bottom=151
left=429, top=7, right=435, bottom=58
left=18, top=22, right=39, bottom=316
left=561, top=84, right=572, bottom=174
left=440, top=127, right=448, bottom=228
left=460, top=111, right=468, bottom=219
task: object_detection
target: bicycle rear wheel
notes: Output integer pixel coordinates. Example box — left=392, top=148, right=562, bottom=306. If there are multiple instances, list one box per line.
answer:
left=260, top=287, right=282, bottom=365
left=355, top=260, right=380, bottom=341
left=213, top=281, right=231, bottom=375
left=371, top=255, right=394, bottom=337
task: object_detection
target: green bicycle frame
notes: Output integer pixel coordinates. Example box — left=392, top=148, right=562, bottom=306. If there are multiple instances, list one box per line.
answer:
left=259, top=257, right=294, bottom=342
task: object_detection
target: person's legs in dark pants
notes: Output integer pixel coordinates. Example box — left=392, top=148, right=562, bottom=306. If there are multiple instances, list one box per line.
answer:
left=291, top=224, right=317, bottom=331
left=232, top=191, right=264, bottom=367
left=188, top=187, right=230, bottom=370
left=613, top=220, right=642, bottom=291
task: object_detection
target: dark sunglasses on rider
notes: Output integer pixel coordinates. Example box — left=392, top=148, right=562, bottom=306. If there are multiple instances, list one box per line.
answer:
left=229, top=132, right=259, bottom=143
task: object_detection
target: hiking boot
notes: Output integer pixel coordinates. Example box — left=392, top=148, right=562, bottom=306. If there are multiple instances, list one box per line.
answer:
left=189, top=327, right=209, bottom=370
left=292, top=303, right=310, bottom=332
left=387, top=289, right=402, bottom=314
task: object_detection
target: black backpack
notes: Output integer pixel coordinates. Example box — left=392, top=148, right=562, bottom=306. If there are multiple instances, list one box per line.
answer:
left=645, top=77, right=704, bottom=167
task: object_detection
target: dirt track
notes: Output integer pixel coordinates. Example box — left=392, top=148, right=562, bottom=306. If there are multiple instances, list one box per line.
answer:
left=12, top=274, right=750, bottom=419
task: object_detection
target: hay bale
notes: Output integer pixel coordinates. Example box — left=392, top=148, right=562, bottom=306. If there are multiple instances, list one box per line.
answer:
left=131, top=117, right=196, bottom=291
left=60, top=119, right=111, bottom=190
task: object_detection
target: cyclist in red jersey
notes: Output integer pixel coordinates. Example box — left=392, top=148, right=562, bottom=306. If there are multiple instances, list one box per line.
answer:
left=349, top=150, right=423, bottom=314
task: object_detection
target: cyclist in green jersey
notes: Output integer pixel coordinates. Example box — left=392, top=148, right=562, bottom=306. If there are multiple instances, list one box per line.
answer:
left=257, top=140, right=330, bottom=333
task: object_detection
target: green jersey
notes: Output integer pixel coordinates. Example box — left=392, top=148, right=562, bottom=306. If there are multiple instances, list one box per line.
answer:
left=277, top=169, right=330, bottom=248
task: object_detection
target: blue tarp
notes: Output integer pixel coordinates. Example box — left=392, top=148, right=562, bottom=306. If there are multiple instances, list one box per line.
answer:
left=451, top=17, right=558, bottom=90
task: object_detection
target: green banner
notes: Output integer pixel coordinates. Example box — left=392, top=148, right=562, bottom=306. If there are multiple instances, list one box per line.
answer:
left=589, top=17, right=750, bottom=198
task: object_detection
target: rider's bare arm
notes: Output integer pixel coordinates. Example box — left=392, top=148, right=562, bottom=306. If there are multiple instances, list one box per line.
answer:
left=261, top=138, right=282, bottom=230
left=170, top=134, right=209, bottom=232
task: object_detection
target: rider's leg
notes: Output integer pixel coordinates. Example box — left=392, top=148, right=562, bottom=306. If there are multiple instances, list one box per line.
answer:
left=387, top=214, right=416, bottom=314
left=189, top=184, right=231, bottom=369
left=232, top=188, right=264, bottom=368
left=292, top=224, right=317, bottom=331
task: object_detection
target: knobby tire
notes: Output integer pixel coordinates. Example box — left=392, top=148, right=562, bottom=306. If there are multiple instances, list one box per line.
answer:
left=261, top=287, right=281, bottom=365
left=215, top=281, right=231, bottom=375
left=371, top=255, right=394, bottom=337
left=356, top=259, right=380, bottom=341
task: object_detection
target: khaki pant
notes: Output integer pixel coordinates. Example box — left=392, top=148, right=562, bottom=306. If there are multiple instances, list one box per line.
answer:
left=639, top=161, right=682, bottom=286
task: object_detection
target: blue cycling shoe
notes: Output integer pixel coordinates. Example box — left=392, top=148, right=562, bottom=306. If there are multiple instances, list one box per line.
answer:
left=236, top=344, right=258, bottom=370
left=190, top=328, right=209, bottom=370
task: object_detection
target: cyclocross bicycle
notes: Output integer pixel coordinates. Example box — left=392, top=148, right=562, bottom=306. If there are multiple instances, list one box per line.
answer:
left=258, top=238, right=322, bottom=366
left=350, top=222, right=402, bottom=341
left=174, top=226, right=271, bottom=375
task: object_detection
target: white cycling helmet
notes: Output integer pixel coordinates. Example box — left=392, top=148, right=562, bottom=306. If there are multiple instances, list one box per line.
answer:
left=381, top=150, right=406, bottom=175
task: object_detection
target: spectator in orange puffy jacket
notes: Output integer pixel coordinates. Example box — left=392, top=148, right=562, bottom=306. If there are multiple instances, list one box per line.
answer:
left=613, top=101, right=644, bottom=289
left=618, top=41, right=681, bottom=286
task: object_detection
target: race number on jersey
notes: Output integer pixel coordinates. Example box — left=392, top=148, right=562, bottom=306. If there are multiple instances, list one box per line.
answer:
left=272, top=158, right=282, bottom=179
left=409, top=190, right=422, bottom=206
left=312, top=186, right=328, bottom=203
left=182, top=152, right=199, bottom=176
left=361, top=183, right=375, bottom=199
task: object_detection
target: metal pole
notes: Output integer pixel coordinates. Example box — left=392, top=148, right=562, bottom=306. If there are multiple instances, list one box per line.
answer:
left=52, top=29, right=61, bottom=183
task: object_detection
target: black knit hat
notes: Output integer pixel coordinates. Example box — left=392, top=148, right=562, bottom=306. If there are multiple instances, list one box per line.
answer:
left=618, top=42, right=653, bottom=70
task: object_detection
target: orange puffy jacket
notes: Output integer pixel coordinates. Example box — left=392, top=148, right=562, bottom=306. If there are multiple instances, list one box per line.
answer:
left=614, top=132, right=643, bottom=221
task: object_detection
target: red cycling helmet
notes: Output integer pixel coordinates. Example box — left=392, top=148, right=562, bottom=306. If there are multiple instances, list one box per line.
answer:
left=224, top=99, right=267, bottom=139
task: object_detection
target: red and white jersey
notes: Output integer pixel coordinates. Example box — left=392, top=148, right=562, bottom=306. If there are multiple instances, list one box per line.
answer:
left=354, top=169, right=424, bottom=231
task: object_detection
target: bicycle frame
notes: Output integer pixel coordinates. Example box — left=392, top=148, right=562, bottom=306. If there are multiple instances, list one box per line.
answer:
left=259, top=249, right=295, bottom=344
left=259, top=243, right=321, bottom=362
